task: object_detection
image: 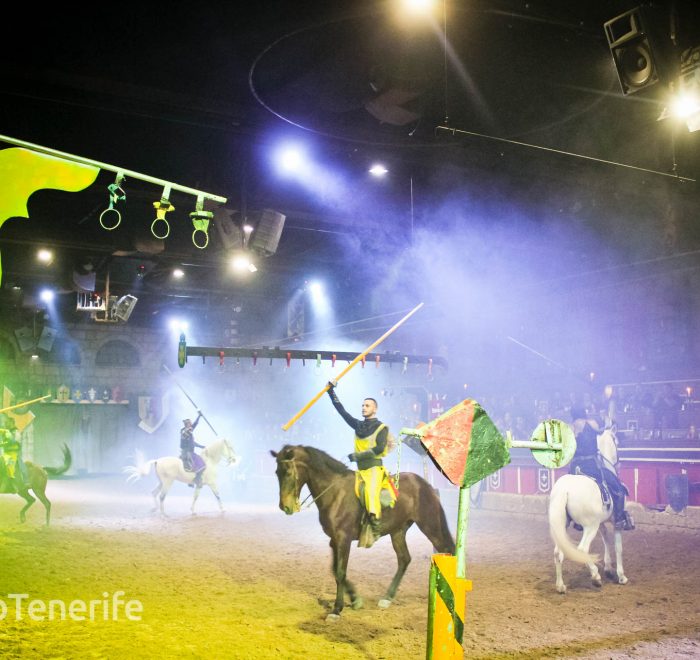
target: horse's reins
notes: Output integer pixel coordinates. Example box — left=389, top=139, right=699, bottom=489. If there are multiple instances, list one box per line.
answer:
left=281, top=458, right=336, bottom=511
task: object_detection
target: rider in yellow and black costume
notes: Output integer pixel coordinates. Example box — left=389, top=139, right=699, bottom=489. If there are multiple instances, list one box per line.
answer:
left=0, top=417, right=28, bottom=487
left=327, top=382, right=395, bottom=547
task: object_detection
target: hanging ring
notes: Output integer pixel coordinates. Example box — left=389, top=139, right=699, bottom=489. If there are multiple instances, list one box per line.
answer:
left=151, top=217, right=170, bottom=239
left=99, top=207, right=122, bottom=230
left=192, top=228, right=209, bottom=249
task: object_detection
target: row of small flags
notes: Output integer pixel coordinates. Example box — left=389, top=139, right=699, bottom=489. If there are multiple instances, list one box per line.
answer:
left=210, top=352, right=433, bottom=376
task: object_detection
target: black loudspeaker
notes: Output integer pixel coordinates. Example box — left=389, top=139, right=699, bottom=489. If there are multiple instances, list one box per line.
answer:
left=37, top=326, right=57, bottom=352
left=214, top=207, right=243, bottom=250
left=604, top=7, right=673, bottom=95
left=249, top=209, right=286, bottom=257
left=14, top=327, right=34, bottom=352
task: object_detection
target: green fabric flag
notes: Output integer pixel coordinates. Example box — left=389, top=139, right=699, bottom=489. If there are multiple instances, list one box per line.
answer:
left=0, top=147, right=100, bottom=285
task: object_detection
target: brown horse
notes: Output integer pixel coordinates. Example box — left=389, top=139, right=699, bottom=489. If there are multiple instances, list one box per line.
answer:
left=0, top=445, right=71, bottom=525
left=270, top=444, right=455, bottom=620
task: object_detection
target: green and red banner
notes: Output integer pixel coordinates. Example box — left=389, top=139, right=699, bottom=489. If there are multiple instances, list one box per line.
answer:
left=419, top=399, right=510, bottom=487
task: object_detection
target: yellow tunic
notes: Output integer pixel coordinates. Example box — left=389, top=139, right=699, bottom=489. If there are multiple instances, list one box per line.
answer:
left=353, top=424, right=396, bottom=518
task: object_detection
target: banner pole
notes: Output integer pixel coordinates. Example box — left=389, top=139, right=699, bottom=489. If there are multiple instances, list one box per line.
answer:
left=282, top=302, right=424, bottom=431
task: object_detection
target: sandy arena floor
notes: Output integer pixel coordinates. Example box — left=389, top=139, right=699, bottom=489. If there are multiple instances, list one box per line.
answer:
left=0, top=474, right=698, bottom=660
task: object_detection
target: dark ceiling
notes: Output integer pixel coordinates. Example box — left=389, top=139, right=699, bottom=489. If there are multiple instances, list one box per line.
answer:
left=1, top=0, right=700, bottom=333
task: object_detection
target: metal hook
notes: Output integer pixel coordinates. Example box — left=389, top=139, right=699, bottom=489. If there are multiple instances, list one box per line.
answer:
left=152, top=194, right=174, bottom=240
left=100, top=172, right=126, bottom=230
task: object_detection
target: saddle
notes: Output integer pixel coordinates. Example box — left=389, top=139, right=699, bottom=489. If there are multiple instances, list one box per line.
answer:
left=573, top=466, right=612, bottom=506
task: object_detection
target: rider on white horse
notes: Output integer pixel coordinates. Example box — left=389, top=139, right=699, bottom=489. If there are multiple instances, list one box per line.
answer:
left=180, top=412, right=205, bottom=488
left=570, top=407, right=634, bottom=531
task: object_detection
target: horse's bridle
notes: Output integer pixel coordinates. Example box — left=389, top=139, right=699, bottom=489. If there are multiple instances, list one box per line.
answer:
left=279, top=457, right=335, bottom=511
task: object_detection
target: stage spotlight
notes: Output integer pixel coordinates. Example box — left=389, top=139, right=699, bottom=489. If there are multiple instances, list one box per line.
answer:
left=369, top=163, right=389, bottom=177
left=172, top=268, right=185, bottom=279
left=306, top=280, right=331, bottom=318
left=231, top=253, right=258, bottom=273
left=402, top=0, right=435, bottom=13
left=168, top=319, right=189, bottom=332
left=273, top=143, right=309, bottom=176
left=39, top=289, right=55, bottom=303
left=37, top=249, right=54, bottom=264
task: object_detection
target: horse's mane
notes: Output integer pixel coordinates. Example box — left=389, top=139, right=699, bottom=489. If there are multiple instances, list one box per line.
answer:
left=298, top=445, right=351, bottom=475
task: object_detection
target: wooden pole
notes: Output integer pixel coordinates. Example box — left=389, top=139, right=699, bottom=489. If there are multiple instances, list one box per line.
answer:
left=0, top=394, right=51, bottom=414
left=282, top=302, right=424, bottom=431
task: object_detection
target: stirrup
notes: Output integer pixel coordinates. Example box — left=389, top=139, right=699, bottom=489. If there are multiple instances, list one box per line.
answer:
left=615, top=512, right=635, bottom=531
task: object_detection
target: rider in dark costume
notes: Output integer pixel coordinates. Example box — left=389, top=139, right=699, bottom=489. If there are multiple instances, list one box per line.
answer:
left=180, top=412, right=205, bottom=488
left=570, top=407, right=634, bottom=531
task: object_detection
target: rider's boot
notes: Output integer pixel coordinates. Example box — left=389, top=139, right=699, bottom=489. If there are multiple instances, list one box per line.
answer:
left=611, top=487, right=635, bottom=530
left=615, top=509, right=635, bottom=531
left=358, top=513, right=381, bottom=548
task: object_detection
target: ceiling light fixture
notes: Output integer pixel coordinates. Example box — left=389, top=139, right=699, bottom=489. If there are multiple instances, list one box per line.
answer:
left=36, top=248, right=54, bottom=264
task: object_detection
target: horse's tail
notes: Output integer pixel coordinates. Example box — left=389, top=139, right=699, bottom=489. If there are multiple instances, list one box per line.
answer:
left=122, top=450, right=155, bottom=483
left=44, top=444, right=72, bottom=477
left=548, top=484, right=598, bottom=564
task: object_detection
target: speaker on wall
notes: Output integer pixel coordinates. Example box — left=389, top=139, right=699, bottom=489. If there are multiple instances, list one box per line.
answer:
left=113, top=295, right=138, bottom=322
left=13, top=327, right=34, bottom=353
left=249, top=209, right=286, bottom=257
left=37, top=326, right=57, bottom=352
left=604, top=6, right=674, bottom=95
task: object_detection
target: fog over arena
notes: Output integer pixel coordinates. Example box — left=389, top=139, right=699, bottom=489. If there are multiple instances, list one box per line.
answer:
left=1, top=1, right=700, bottom=658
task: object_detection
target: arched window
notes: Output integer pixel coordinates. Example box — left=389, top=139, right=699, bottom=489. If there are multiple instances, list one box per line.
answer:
left=95, top=340, right=141, bottom=367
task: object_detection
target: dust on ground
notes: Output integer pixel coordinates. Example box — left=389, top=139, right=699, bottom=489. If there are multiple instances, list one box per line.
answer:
left=0, top=475, right=698, bottom=659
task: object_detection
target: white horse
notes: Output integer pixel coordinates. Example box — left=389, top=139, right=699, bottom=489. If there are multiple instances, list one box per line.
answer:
left=124, top=438, right=238, bottom=515
left=548, top=428, right=629, bottom=593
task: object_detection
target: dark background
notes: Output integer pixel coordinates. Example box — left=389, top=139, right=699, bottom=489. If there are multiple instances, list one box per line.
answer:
left=2, top=0, right=700, bottom=393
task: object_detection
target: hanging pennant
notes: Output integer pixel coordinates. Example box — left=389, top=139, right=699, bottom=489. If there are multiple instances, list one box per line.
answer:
left=316, top=354, right=322, bottom=368
left=375, top=355, right=380, bottom=369
left=428, top=358, right=433, bottom=377
left=253, top=351, right=258, bottom=367
left=331, top=354, right=337, bottom=368
left=361, top=355, right=366, bottom=368
left=286, top=352, right=292, bottom=368
left=402, top=356, right=408, bottom=374
left=219, top=351, right=225, bottom=367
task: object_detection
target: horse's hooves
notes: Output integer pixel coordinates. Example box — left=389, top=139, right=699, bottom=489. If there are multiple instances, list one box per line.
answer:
left=604, top=569, right=616, bottom=580
left=618, top=576, right=629, bottom=585
left=556, top=585, right=567, bottom=594
left=377, top=599, right=392, bottom=609
left=326, top=613, right=341, bottom=622
left=351, top=597, right=364, bottom=610
left=592, top=578, right=602, bottom=588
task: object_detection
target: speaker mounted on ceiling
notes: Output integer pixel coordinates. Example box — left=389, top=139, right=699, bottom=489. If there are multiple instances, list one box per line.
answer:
left=604, top=6, right=676, bottom=95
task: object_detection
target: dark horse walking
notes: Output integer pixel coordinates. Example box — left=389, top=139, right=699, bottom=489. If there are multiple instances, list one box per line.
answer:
left=271, top=444, right=455, bottom=620
left=0, top=445, right=71, bottom=525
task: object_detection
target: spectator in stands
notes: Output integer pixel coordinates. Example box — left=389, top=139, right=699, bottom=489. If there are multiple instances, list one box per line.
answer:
left=652, top=384, right=682, bottom=436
